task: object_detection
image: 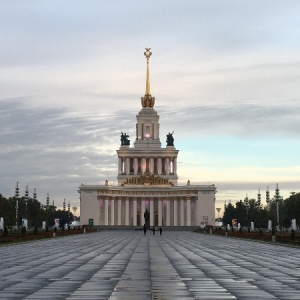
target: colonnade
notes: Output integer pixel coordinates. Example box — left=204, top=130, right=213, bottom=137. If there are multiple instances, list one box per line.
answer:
left=99, top=196, right=194, bottom=227
left=118, top=157, right=177, bottom=176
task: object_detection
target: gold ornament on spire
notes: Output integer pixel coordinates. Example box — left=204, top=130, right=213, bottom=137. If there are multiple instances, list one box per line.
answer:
left=141, top=47, right=155, bottom=108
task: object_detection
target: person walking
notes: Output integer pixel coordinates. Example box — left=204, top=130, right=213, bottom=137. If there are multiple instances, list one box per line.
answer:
left=143, top=224, right=147, bottom=235
left=152, top=227, right=155, bottom=235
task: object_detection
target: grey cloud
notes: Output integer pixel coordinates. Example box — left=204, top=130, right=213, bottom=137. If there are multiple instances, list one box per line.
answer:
left=2, top=0, right=300, bottom=68
left=158, top=101, right=300, bottom=138
left=0, top=98, right=133, bottom=204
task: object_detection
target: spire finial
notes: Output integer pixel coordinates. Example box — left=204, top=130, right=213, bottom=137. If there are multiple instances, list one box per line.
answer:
left=141, top=48, right=155, bottom=108
left=144, top=47, right=152, bottom=96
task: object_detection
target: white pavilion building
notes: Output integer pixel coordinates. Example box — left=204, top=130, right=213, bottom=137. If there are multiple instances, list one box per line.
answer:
left=79, top=48, right=216, bottom=228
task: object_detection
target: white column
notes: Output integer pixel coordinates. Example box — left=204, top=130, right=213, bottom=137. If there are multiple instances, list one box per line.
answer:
left=126, top=157, right=130, bottom=175
left=142, top=158, right=146, bottom=174
left=138, top=123, right=142, bottom=139
left=158, top=199, right=162, bottom=226
left=97, top=198, right=100, bottom=226
left=104, top=198, right=108, bottom=225
left=118, top=157, right=122, bottom=174
left=157, top=158, right=162, bottom=175
left=166, top=199, right=170, bottom=226
left=149, top=157, right=154, bottom=174
left=141, top=199, right=145, bottom=224
left=174, top=157, right=177, bottom=175
left=118, top=198, right=122, bottom=225
left=180, top=197, right=184, bottom=226
left=173, top=198, right=178, bottom=226
left=186, top=197, right=191, bottom=226
left=110, top=198, right=115, bottom=225
left=165, top=157, right=170, bottom=175
left=125, top=198, right=129, bottom=225
left=150, top=198, right=154, bottom=227
left=133, top=198, right=137, bottom=226
left=134, top=158, right=138, bottom=175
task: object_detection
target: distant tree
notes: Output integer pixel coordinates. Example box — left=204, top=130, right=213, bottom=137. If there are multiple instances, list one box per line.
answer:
left=222, top=203, right=235, bottom=226
left=0, top=196, right=16, bottom=226
left=0, top=193, right=73, bottom=228
left=28, top=198, right=47, bottom=227
left=235, top=200, right=247, bottom=227
left=281, top=192, right=300, bottom=228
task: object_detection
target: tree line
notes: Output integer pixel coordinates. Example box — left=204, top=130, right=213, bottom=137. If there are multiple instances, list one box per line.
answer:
left=222, top=192, right=300, bottom=229
left=0, top=194, right=74, bottom=228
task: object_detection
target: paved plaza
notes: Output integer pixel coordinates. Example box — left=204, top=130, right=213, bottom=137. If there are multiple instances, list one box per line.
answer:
left=1, top=231, right=300, bottom=299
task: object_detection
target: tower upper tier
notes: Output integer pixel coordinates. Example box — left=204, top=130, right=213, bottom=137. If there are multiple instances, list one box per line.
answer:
left=134, top=48, right=161, bottom=149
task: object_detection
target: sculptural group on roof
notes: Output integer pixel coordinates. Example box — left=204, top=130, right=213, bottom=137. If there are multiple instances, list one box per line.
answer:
left=120, top=132, right=130, bottom=146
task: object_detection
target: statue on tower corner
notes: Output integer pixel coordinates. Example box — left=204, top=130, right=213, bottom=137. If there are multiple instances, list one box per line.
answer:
left=166, top=131, right=174, bottom=146
left=120, top=132, right=130, bottom=146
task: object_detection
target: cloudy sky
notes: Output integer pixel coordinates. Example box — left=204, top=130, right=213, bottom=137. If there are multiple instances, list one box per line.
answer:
left=1, top=0, right=300, bottom=215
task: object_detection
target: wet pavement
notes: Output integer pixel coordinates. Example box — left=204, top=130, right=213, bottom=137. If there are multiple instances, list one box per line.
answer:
left=1, top=230, right=300, bottom=299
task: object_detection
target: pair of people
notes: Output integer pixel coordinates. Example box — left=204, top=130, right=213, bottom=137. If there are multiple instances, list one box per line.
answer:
left=152, top=227, right=162, bottom=235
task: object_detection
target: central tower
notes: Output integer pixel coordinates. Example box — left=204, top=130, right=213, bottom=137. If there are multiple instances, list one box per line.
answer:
left=135, top=47, right=161, bottom=149
left=117, top=48, right=179, bottom=185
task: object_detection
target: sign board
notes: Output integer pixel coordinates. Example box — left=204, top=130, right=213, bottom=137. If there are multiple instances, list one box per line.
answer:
left=88, top=219, right=94, bottom=227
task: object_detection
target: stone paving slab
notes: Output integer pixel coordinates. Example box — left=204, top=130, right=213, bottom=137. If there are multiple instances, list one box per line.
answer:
left=1, top=231, right=300, bottom=299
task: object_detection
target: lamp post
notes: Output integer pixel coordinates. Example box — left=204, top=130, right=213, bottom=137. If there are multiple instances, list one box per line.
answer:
left=15, top=181, right=20, bottom=227
left=244, top=194, right=249, bottom=229
left=23, top=185, right=29, bottom=229
left=216, top=208, right=221, bottom=225
left=257, top=189, right=261, bottom=208
left=266, top=186, right=270, bottom=210
left=68, top=200, right=71, bottom=224
left=72, top=207, right=77, bottom=221
left=46, top=193, right=50, bottom=209
left=25, top=185, right=29, bottom=219
left=275, top=183, right=280, bottom=230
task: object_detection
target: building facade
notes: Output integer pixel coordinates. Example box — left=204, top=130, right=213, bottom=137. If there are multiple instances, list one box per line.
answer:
left=79, top=48, right=216, bottom=227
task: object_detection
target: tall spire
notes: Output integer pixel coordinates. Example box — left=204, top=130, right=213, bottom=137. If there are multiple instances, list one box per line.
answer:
left=141, top=48, right=155, bottom=108
left=145, top=47, right=152, bottom=96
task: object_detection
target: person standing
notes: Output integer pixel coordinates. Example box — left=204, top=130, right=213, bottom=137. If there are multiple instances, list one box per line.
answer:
left=160, top=227, right=162, bottom=235
left=152, top=227, right=155, bottom=235
left=143, top=224, right=147, bottom=235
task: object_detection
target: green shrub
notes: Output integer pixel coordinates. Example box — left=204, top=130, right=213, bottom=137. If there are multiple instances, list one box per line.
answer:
left=21, top=226, right=27, bottom=234
left=291, top=229, right=295, bottom=240
left=259, top=228, right=263, bottom=236
left=34, top=226, right=38, bottom=235
left=3, top=226, right=9, bottom=237
left=272, top=227, right=276, bottom=236
left=53, top=227, right=57, bottom=233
